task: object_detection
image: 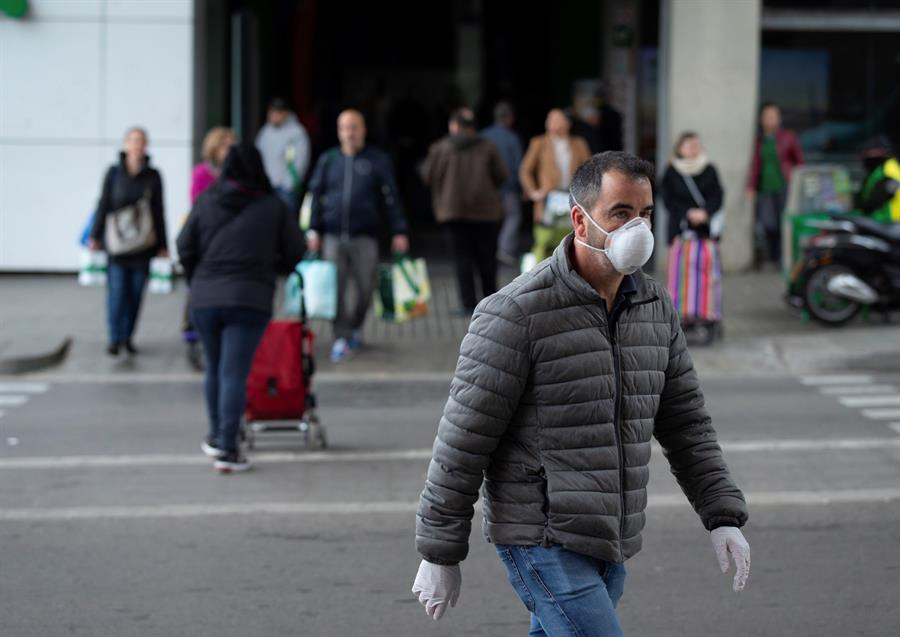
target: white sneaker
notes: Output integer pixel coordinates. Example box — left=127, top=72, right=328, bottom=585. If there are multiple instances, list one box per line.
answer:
left=201, top=439, right=225, bottom=459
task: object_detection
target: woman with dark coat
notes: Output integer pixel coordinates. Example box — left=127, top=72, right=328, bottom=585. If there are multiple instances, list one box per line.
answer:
left=660, top=131, right=724, bottom=244
left=89, top=127, right=168, bottom=356
left=177, top=142, right=305, bottom=473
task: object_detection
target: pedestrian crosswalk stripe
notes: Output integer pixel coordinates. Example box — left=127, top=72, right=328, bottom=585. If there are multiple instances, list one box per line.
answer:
left=0, top=396, right=27, bottom=407
left=819, top=385, right=896, bottom=396
left=0, top=383, right=48, bottom=394
left=800, top=375, right=873, bottom=386
left=1, top=437, right=899, bottom=470
left=862, top=409, right=900, bottom=420
left=838, top=396, right=900, bottom=408
left=889, top=423, right=900, bottom=434
left=2, top=488, right=899, bottom=521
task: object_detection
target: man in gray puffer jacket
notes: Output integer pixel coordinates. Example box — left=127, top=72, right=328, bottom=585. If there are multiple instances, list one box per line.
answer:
left=412, top=152, right=750, bottom=635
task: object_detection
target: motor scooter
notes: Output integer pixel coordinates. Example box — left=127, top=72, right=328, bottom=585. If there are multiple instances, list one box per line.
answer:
left=787, top=214, right=900, bottom=325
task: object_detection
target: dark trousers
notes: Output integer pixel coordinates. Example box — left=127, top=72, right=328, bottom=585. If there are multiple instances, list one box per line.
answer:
left=446, top=221, right=500, bottom=310
left=757, top=191, right=787, bottom=264
left=192, top=307, right=270, bottom=452
left=106, top=262, right=148, bottom=345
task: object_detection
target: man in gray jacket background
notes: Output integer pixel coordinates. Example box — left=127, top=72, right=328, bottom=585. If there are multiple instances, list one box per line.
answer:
left=255, top=98, right=311, bottom=214
left=412, top=152, right=750, bottom=635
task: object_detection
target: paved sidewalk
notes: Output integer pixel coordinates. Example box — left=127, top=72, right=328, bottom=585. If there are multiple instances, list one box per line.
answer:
left=1, top=262, right=898, bottom=380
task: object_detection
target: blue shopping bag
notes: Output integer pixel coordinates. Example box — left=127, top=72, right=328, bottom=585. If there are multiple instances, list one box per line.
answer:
left=79, top=210, right=96, bottom=246
left=284, top=258, right=337, bottom=320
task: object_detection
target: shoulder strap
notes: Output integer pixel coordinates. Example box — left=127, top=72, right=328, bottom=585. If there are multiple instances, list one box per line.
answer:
left=682, top=174, right=706, bottom=208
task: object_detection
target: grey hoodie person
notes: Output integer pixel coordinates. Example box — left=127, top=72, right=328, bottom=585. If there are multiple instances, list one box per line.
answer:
left=255, top=113, right=311, bottom=192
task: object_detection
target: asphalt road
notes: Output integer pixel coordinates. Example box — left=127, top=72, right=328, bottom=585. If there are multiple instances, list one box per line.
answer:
left=1, top=371, right=899, bottom=636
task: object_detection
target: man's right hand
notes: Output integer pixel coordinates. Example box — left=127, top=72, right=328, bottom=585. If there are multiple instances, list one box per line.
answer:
left=305, top=231, right=320, bottom=255
left=87, top=238, right=101, bottom=252
left=411, top=560, right=461, bottom=621
left=744, top=187, right=756, bottom=201
left=529, top=189, right=546, bottom=203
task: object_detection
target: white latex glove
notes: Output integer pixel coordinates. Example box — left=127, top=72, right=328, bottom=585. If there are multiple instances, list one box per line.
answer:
left=710, top=526, right=751, bottom=592
left=411, top=559, right=461, bottom=620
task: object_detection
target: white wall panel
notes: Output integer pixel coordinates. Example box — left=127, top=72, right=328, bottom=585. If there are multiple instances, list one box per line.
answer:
left=23, top=0, right=103, bottom=19
left=0, top=144, right=105, bottom=270
left=107, top=0, right=192, bottom=21
left=0, top=21, right=102, bottom=140
left=103, top=22, right=192, bottom=143
left=0, top=0, right=193, bottom=271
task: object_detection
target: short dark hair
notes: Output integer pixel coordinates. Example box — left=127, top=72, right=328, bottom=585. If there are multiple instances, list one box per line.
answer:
left=493, top=101, right=514, bottom=122
left=569, top=151, right=655, bottom=212
left=760, top=101, right=779, bottom=114
left=450, top=107, right=475, bottom=129
left=268, top=97, right=290, bottom=112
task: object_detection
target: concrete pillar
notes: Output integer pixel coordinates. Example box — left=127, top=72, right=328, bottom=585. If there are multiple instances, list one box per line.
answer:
left=660, top=0, right=761, bottom=272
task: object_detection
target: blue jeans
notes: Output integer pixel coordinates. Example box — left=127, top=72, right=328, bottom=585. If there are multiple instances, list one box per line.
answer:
left=106, top=262, right=148, bottom=345
left=496, top=544, right=627, bottom=637
left=191, top=307, right=270, bottom=452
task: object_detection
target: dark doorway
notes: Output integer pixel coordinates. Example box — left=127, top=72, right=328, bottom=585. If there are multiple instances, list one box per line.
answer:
left=200, top=0, right=612, bottom=250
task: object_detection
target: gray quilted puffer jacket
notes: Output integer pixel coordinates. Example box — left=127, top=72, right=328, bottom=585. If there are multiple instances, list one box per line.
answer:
left=416, top=235, right=747, bottom=565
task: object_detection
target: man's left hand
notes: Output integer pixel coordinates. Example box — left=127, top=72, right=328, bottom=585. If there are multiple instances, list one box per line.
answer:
left=710, top=526, right=750, bottom=592
left=157, top=249, right=170, bottom=258
left=391, top=234, right=410, bottom=255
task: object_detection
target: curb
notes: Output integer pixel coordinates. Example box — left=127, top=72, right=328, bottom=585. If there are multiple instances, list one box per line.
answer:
left=0, top=337, right=72, bottom=375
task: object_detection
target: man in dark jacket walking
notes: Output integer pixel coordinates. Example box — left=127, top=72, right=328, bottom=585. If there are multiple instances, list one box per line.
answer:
left=423, top=107, right=508, bottom=314
left=412, top=152, right=750, bottom=633
left=306, top=110, right=409, bottom=363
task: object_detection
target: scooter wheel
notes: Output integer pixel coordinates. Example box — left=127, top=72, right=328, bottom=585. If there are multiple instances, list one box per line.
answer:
left=803, top=264, right=862, bottom=326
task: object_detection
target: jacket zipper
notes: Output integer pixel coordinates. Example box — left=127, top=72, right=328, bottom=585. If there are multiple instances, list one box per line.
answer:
left=608, top=316, right=626, bottom=560
left=608, top=294, right=657, bottom=559
left=341, top=155, right=354, bottom=242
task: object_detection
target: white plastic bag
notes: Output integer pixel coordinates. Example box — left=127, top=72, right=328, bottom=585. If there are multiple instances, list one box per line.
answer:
left=78, top=249, right=107, bottom=287
left=148, top=257, right=174, bottom=294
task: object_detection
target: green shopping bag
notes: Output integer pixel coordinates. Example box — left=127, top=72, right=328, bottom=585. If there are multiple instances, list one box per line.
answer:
left=374, top=256, right=431, bottom=322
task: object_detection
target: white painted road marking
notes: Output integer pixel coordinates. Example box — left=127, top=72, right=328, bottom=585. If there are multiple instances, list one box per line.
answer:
left=819, top=385, right=896, bottom=396
left=3, top=438, right=900, bottom=470
left=863, top=409, right=900, bottom=420
left=890, top=423, right=900, bottom=435
left=800, top=375, right=873, bottom=386
left=0, top=396, right=28, bottom=407
left=2, top=488, right=900, bottom=521
left=839, top=396, right=900, bottom=408
left=0, top=383, right=48, bottom=394
left=0, top=448, right=435, bottom=469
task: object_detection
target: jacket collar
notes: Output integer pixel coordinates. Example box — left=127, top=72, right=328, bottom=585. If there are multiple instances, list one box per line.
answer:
left=549, top=233, right=657, bottom=307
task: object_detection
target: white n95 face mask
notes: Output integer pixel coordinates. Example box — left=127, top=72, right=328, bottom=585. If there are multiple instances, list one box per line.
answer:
left=573, top=198, right=655, bottom=275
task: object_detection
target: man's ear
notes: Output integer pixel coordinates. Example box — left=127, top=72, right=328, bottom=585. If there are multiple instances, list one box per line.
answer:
left=571, top=206, right=587, bottom=240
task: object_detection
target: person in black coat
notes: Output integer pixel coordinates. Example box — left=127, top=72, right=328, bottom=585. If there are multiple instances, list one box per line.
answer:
left=176, top=142, right=305, bottom=473
left=660, top=131, right=725, bottom=244
left=89, top=127, right=168, bottom=356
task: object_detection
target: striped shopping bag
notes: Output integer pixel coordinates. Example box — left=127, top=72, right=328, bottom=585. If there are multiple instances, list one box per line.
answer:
left=666, top=236, right=723, bottom=323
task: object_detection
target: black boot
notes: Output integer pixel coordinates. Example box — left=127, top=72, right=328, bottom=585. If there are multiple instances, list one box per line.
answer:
left=107, top=343, right=120, bottom=356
